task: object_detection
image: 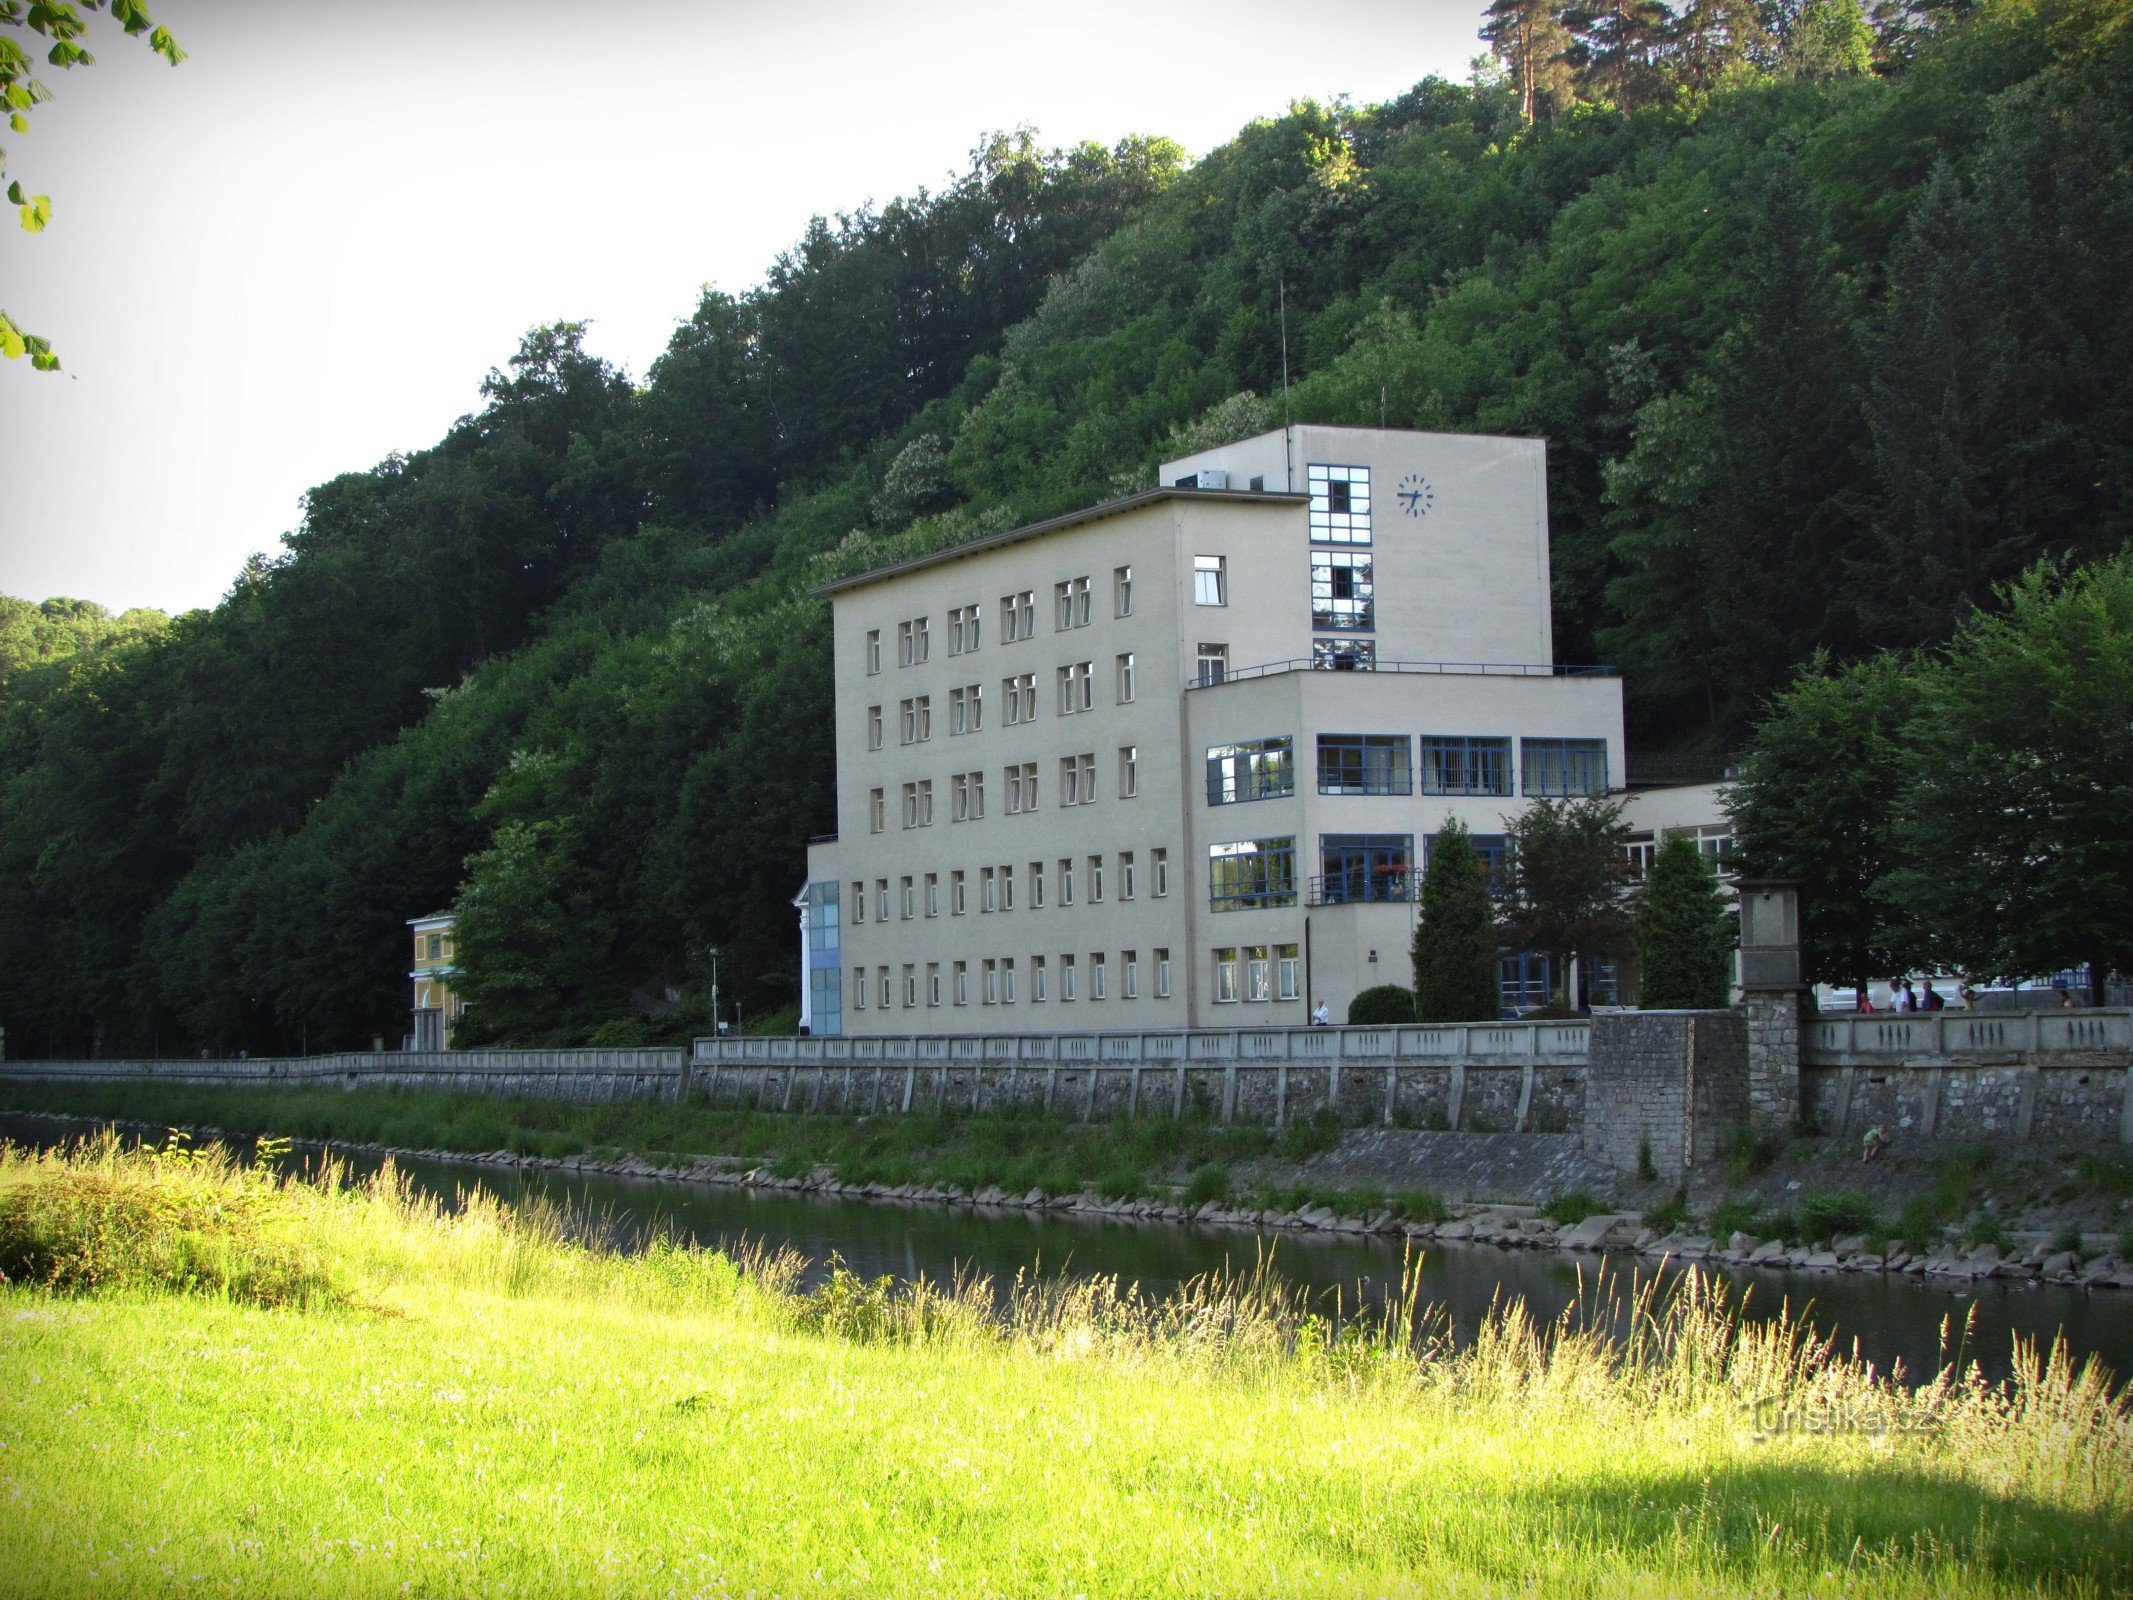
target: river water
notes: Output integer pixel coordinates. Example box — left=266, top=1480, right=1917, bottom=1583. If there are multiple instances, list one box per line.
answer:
left=8, top=1114, right=2128, bottom=1387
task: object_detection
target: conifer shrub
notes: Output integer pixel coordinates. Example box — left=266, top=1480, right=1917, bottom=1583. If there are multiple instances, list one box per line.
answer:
left=1632, top=831, right=1734, bottom=1009
left=1412, top=819, right=1501, bottom=1021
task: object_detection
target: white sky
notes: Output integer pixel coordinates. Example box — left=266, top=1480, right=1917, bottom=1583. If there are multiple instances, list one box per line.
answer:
left=1, top=0, right=1491, bottom=614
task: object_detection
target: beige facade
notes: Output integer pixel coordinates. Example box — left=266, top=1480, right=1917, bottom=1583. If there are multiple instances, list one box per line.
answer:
left=802, top=425, right=1628, bottom=1033
left=408, top=912, right=464, bottom=1050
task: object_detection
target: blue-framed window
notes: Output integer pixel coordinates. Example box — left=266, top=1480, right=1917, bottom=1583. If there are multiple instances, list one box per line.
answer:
left=1310, top=549, right=1373, bottom=632
left=1206, top=737, right=1294, bottom=805
left=1426, top=831, right=1509, bottom=884
left=1307, top=463, right=1371, bottom=545
left=1318, top=834, right=1414, bottom=903
left=1209, top=837, right=1297, bottom=911
left=1317, top=734, right=1410, bottom=796
left=1419, top=735, right=1512, bottom=796
left=1499, top=952, right=1552, bottom=1016
left=803, top=881, right=843, bottom=1035
left=1521, top=737, right=1608, bottom=797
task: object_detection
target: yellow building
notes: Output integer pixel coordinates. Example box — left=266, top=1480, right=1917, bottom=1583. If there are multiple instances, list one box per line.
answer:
left=408, top=913, right=465, bottom=1050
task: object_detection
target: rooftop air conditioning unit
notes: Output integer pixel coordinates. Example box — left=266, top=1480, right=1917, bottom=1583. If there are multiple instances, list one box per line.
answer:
left=1173, top=469, right=1229, bottom=491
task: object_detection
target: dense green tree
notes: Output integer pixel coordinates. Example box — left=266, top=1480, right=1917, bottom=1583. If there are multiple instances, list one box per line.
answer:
left=1412, top=820, right=1500, bottom=1022
left=1631, top=832, right=1734, bottom=1008
left=1884, top=552, right=2133, bottom=1002
left=1347, top=985, right=1417, bottom=1026
left=0, top=596, right=164, bottom=689
left=1500, top=797, right=1633, bottom=1009
left=1725, top=651, right=1920, bottom=995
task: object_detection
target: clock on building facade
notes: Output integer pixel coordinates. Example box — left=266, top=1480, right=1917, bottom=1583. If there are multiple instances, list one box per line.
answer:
left=1396, top=472, right=1433, bottom=517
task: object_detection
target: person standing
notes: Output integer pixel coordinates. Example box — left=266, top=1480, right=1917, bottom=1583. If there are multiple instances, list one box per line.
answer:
left=1311, top=1000, right=1331, bottom=1027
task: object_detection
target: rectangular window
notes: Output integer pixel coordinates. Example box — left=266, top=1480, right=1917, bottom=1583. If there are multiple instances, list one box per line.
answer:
left=1059, top=755, right=1079, bottom=807
left=1310, top=549, right=1374, bottom=632
left=1312, top=637, right=1376, bottom=671
left=969, top=769, right=984, bottom=818
left=924, top=872, right=939, bottom=917
left=866, top=630, right=882, bottom=674
left=1030, top=860, right=1045, bottom=909
left=1245, top=945, right=1271, bottom=1002
left=853, top=965, right=867, bottom=1008
left=1306, top=463, right=1372, bottom=544
left=1208, top=836, right=1298, bottom=911
left=1427, top=830, right=1511, bottom=885
left=981, top=866, right=997, bottom=912
left=1317, top=734, right=1412, bottom=796
left=1053, top=577, right=1092, bottom=631
left=1088, top=855, right=1104, bottom=903
left=850, top=880, right=866, bottom=924
left=900, top=782, right=918, bottom=828
left=903, top=965, right=917, bottom=1008
left=1318, top=834, right=1415, bottom=905
left=899, top=698, right=916, bottom=744
left=949, top=604, right=981, bottom=655
left=1007, top=765, right=1024, bottom=814
left=1120, top=851, right=1135, bottom=900
left=927, top=963, right=941, bottom=1006
left=1193, top=555, right=1227, bottom=607
left=950, top=685, right=984, bottom=735
left=983, top=959, right=998, bottom=1004
left=1056, top=662, right=1093, bottom=715
left=1419, top=735, right=1514, bottom=797
left=1061, top=954, right=1078, bottom=1001
left=900, top=876, right=915, bottom=919
left=1115, top=653, right=1135, bottom=704
left=867, top=705, right=883, bottom=750
left=954, top=960, right=968, bottom=1004
left=1060, top=857, right=1075, bottom=906
left=914, top=617, right=929, bottom=663
left=1031, top=954, right=1047, bottom=1002
left=1206, top=737, right=1295, bottom=805
left=897, top=621, right=914, bottom=667
left=1276, top=943, right=1301, bottom=1001
left=1119, top=745, right=1138, bottom=797
left=875, top=879, right=889, bottom=923
left=1155, top=948, right=1172, bottom=998
left=1196, top=643, right=1227, bottom=687
left=878, top=966, right=891, bottom=1009
left=999, top=590, right=1034, bottom=643
left=1151, top=847, right=1168, bottom=898
left=951, top=869, right=967, bottom=914
left=1213, top=947, right=1239, bottom=1003
left=1521, top=737, right=1609, bottom=797
left=1001, top=958, right=1017, bottom=1003
left=952, top=773, right=970, bottom=822
left=1114, top=565, right=1132, bottom=617
left=1000, top=863, right=1015, bottom=911
left=1123, top=950, right=1138, bottom=999
left=869, top=788, right=885, bottom=833
left=1091, top=952, right=1107, bottom=1000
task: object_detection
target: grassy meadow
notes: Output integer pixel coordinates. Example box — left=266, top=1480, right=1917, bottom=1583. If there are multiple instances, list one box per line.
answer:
left=1, top=1134, right=2130, bottom=1598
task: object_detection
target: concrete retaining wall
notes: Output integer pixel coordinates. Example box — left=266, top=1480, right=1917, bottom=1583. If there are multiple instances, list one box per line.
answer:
left=0, top=1048, right=689, bottom=1103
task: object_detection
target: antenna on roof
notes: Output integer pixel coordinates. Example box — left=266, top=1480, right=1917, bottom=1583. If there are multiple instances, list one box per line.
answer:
left=1279, top=277, right=1293, bottom=490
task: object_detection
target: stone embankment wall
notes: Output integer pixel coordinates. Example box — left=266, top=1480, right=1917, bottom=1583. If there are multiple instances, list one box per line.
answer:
left=0, top=1049, right=689, bottom=1103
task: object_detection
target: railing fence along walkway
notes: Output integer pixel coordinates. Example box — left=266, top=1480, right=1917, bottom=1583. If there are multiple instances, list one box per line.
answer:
left=691, top=1020, right=1593, bottom=1066
left=1808, top=1008, right=2133, bottom=1062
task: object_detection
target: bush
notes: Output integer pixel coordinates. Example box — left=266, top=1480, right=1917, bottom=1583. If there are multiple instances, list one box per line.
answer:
left=1397, top=1189, right=1449, bottom=1224
left=1644, top=1189, right=1690, bottom=1235
left=1722, top=1124, right=1784, bottom=1183
left=1096, top=1163, right=1146, bottom=1201
left=1799, top=1191, right=1879, bottom=1243
left=1632, top=832, right=1734, bottom=1009
left=1347, top=985, right=1416, bottom=1026
left=1542, top=1190, right=1606, bottom=1225
left=1412, top=821, right=1500, bottom=1022
left=2052, top=1224, right=2085, bottom=1257
left=1708, top=1198, right=1757, bottom=1238
left=1181, top=1164, right=1231, bottom=1208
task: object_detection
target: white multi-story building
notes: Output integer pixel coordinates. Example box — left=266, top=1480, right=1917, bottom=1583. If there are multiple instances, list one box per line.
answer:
left=797, top=425, right=1627, bottom=1034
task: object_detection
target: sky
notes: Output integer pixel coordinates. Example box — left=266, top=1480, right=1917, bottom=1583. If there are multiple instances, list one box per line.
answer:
left=1, top=0, right=1493, bottom=615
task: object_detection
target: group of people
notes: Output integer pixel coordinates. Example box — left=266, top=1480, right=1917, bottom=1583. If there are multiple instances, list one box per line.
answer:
left=1860, top=978, right=1974, bottom=1012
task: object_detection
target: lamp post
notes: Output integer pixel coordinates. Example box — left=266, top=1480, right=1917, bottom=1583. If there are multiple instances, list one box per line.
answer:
left=706, top=946, right=722, bottom=1036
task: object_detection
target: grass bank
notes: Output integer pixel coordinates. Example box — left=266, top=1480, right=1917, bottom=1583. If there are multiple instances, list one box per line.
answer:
left=2, top=1134, right=2131, bottom=1597
left=0, top=1077, right=1397, bottom=1214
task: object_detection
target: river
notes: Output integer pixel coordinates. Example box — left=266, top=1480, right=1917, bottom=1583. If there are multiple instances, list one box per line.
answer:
left=7, top=1114, right=2128, bottom=1387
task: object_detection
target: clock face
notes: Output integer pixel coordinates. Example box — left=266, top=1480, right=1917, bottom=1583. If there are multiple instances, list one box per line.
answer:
left=1396, top=472, right=1434, bottom=517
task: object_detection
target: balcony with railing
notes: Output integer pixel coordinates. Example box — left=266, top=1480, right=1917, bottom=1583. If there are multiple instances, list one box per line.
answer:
left=1306, top=866, right=1418, bottom=907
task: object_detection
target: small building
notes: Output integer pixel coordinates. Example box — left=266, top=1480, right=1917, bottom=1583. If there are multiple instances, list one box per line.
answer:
left=408, top=912, right=465, bottom=1050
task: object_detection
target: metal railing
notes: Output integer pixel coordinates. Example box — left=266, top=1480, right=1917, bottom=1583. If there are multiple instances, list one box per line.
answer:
left=1306, top=870, right=1417, bottom=907
left=1187, top=658, right=1618, bottom=690
left=693, top=1019, right=1591, bottom=1066
left=1807, top=1008, right=2133, bottom=1061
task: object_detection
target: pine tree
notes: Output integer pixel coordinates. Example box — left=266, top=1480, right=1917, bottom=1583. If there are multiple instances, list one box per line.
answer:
left=1632, top=832, right=1733, bottom=1009
left=1482, top=0, right=1577, bottom=123
left=1413, top=820, right=1501, bottom=1022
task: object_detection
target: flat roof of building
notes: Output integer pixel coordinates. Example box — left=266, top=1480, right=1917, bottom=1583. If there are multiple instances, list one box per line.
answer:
left=810, top=485, right=1306, bottom=598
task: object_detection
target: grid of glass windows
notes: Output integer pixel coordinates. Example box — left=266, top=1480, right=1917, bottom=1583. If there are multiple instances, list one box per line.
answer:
left=1208, top=836, right=1297, bottom=911
left=1317, top=834, right=1414, bottom=904
left=1206, top=736, right=1294, bottom=806
left=1310, top=549, right=1373, bottom=632
left=1312, top=638, right=1375, bottom=670
left=1427, top=831, right=1510, bottom=882
left=1306, top=463, right=1371, bottom=544
left=1317, top=734, right=1410, bottom=795
left=1521, top=737, right=1609, bottom=797
left=1420, top=735, right=1513, bottom=796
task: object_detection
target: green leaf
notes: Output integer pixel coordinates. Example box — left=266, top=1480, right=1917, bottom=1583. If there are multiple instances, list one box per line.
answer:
left=5, top=179, right=21, bottom=204
left=16, top=188, right=49, bottom=232
left=0, top=314, right=25, bottom=360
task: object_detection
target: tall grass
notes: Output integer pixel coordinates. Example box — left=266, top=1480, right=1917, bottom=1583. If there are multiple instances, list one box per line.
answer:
left=3, top=1132, right=2130, bottom=1597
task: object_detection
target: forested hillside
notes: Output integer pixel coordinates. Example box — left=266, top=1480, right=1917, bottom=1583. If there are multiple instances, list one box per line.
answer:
left=3, top=1, right=2127, bottom=1056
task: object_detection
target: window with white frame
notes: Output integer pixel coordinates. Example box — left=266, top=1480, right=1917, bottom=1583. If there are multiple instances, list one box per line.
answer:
left=1115, top=652, right=1135, bottom=704
left=900, top=876, right=915, bottom=919
left=867, top=705, right=883, bottom=750
left=1001, top=591, right=1034, bottom=643
left=897, top=621, right=915, bottom=667
left=950, top=685, right=984, bottom=735
left=954, top=960, right=968, bottom=1004
left=1054, top=577, right=1092, bottom=630
left=918, top=779, right=932, bottom=825
left=983, top=958, right=999, bottom=1004
left=951, top=869, right=967, bottom=914
left=1194, top=555, right=1227, bottom=606
left=1029, top=860, right=1045, bottom=908
left=1208, top=837, right=1297, bottom=911
left=1091, top=952, right=1107, bottom=1000
left=1311, top=549, right=1374, bottom=632
left=924, top=873, right=939, bottom=916
left=1056, top=662, right=1093, bottom=715
left=1306, top=463, right=1371, bottom=544
left=1031, top=955, right=1048, bottom=1002
left=869, top=788, right=885, bottom=833
left=1059, top=857, right=1075, bottom=905
left=1114, top=565, right=1132, bottom=617
left=1206, top=737, right=1294, bottom=805
left=903, top=964, right=917, bottom=1007
left=875, top=879, right=888, bottom=922
left=850, top=880, right=864, bottom=923
left=1119, top=744, right=1138, bottom=797
left=1196, top=643, right=1227, bottom=686
left=1245, top=945, right=1271, bottom=1002
left=1213, top=947, right=1239, bottom=1003
left=853, top=965, right=866, bottom=1007
left=980, top=866, right=997, bottom=912
left=1155, top=948, right=1172, bottom=998
left=899, top=697, right=929, bottom=744
left=1088, top=855, right=1104, bottom=902
left=866, top=630, right=882, bottom=675
left=1007, top=761, right=1037, bottom=814
left=1123, top=950, right=1139, bottom=999
left=901, top=783, right=919, bottom=828
left=949, top=604, right=982, bottom=655
left=1312, top=637, right=1377, bottom=671
left=1151, top=847, right=1169, bottom=897
left=1003, top=673, right=1035, bottom=725
left=927, top=963, right=941, bottom=1006
left=1061, top=954, right=1078, bottom=1001
left=969, top=769, right=984, bottom=817
left=1001, top=958, right=1017, bottom=1003
left=1120, top=851, right=1135, bottom=900
left=1277, top=943, right=1301, bottom=1000
left=999, top=863, right=1015, bottom=910
left=878, top=966, right=891, bottom=1008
